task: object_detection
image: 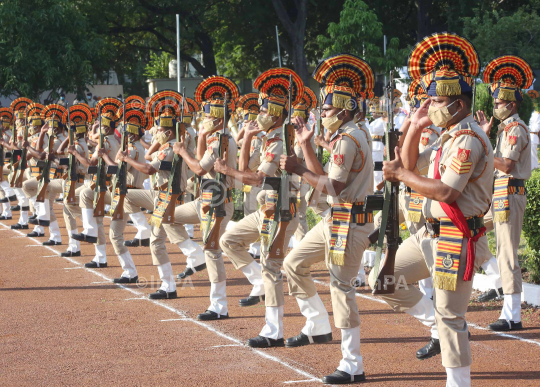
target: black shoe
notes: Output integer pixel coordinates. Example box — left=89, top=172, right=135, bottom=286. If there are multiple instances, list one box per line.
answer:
left=0, top=215, right=12, bottom=220
left=247, top=335, right=284, bottom=348
left=476, top=287, right=504, bottom=302
left=84, top=261, right=107, bottom=268
left=10, top=205, right=20, bottom=211
left=146, top=210, right=153, bottom=214
left=8, top=195, right=17, bottom=202
left=127, top=220, right=134, bottom=225
left=0, top=197, right=8, bottom=203
left=11, top=223, right=28, bottom=230
left=55, top=198, right=63, bottom=202
left=113, top=276, right=139, bottom=284
left=352, top=278, right=365, bottom=287
left=71, top=233, right=98, bottom=244
left=29, top=214, right=37, bottom=220
left=177, top=263, right=207, bottom=279
left=197, top=310, right=229, bottom=321
left=416, top=338, right=441, bottom=360
left=27, top=231, right=45, bottom=237
left=124, top=238, right=150, bottom=247
left=285, top=332, right=333, bottom=348
left=249, top=252, right=260, bottom=260
left=239, top=295, right=265, bottom=307
left=29, top=218, right=50, bottom=226
left=148, top=289, right=177, bottom=299
left=322, top=370, right=366, bottom=384
left=487, top=319, right=523, bottom=331
left=60, top=250, right=81, bottom=257
left=43, top=240, right=62, bottom=246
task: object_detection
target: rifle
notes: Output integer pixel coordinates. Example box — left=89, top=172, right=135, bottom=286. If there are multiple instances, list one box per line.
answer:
left=263, top=74, right=295, bottom=259
left=6, top=124, right=21, bottom=182
left=92, top=106, right=107, bottom=216
left=152, top=89, right=186, bottom=226
left=62, top=104, right=77, bottom=204
left=0, top=126, right=4, bottom=182
left=307, top=94, right=323, bottom=207
left=471, top=79, right=477, bottom=114
left=366, top=72, right=402, bottom=295
left=10, top=106, right=29, bottom=188
left=36, top=115, right=56, bottom=202
left=202, top=92, right=229, bottom=250
left=109, top=99, right=128, bottom=220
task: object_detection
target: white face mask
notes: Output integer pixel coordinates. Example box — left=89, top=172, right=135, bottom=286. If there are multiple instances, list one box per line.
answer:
left=256, top=114, right=275, bottom=131
left=427, top=100, right=459, bottom=128
left=321, top=109, right=345, bottom=133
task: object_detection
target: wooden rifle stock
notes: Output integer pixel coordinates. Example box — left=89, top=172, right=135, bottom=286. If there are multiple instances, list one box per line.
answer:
left=36, top=122, right=56, bottom=203
left=93, top=106, right=107, bottom=217
left=307, top=95, right=323, bottom=206
left=64, top=104, right=77, bottom=205
left=110, top=100, right=128, bottom=220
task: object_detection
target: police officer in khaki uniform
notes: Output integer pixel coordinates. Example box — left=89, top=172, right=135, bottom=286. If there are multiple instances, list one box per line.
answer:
left=280, top=54, right=375, bottom=384
left=22, top=110, right=67, bottom=245
left=217, top=68, right=304, bottom=344
left=172, top=77, right=240, bottom=319
left=0, top=108, right=16, bottom=220
left=120, top=102, right=186, bottom=299
left=71, top=109, right=120, bottom=268
left=475, top=55, right=533, bottom=331
left=379, top=33, right=492, bottom=387
left=60, top=104, right=93, bottom=257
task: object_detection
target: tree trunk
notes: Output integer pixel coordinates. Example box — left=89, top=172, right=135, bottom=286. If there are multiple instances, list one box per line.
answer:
left=271, top=0, right=309, bottom=83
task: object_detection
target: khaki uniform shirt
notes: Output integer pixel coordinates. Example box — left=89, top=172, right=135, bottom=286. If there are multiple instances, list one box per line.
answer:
left=494, top=114, right=531, bottom=180
left=357, top=120, right=373, bottom=151
left=199, top=130, right=237, bottom=189
left=324, top=120, right=373, bottom=205
left=74, top=137, right=90, bottom=176
left=126, top=140, right=148, bottom=188
left=247, top=132, right=264, bottom=172
left=417, top=115, right=494, bottom=219
left=149, top=139, right=178, bottom=190
left=28, top=133, right=40, bottom=167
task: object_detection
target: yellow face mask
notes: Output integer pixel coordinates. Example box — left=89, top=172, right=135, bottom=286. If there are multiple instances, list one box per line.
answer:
left=427, top=100, right=459, bottom=128
left=322, top=110, right=344, bottom=133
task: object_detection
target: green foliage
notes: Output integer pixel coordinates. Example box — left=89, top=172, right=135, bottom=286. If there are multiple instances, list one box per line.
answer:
left=143, top=52, right=172, bottom=79
left=307, top=208, right=322, bottom=230
left=523, top=169, right=540, bottom=284
left=231, top=188, right=244, bottom=222
left=463, top=4, right=540, bottom=68
left=0, top=0, right=110, bottom=100
left=317, top=0, right=408, bottom=73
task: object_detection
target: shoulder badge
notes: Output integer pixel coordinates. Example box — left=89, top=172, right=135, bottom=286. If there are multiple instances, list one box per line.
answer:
left=333, top=154, right=344, bottom=166
left=159, top=143, right=170, bottom=151
left=508, top=135, right=517, bottom=145
left=450, top=148, right=472, bottom=175
left=420, top=136, right=429, bottom=146
left=265, top=152, right=274, bottom=162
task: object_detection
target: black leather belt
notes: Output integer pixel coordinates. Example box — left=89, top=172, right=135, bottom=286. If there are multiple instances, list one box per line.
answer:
left=404, top=186, right=412, bottom=193
left=425, top=216, right=484, bottom=237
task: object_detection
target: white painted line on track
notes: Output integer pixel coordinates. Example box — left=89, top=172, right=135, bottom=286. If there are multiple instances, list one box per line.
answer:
left=0, top=222, right=321, bottom=383
left=283, top=379, right=320, bottom=384
left=160, top=318, right=186, bottom=322
left=210, top=344, right=242, bottom=348
left=313, top=278, right=540, bottom=347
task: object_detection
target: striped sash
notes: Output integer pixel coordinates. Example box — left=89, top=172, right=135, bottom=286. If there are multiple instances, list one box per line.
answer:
left=200, top=190, right=215, bottom=234
left=407, top=190, right=424, bottom=223
left=329, top=203, right=353, bottom=266
left=260, top=192, right=278, bottom=248
left=493, top=177, right=525, bottom=223
left=150, top=189, right=172, bottom=227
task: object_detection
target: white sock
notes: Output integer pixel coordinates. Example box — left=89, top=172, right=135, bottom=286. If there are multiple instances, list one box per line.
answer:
left=419, top=277, right=434, bottom=300
left=248, top=242, right=260, bottom=257
left=82, top=208, right=98, bottom=237
left=259, top=306, right=284, bottom=339
left=297, top=294, right=332, bottom=336
left=445, top=366, right=471, bottom=387
left=130, top=211, right=151, bottom=240
left=208, top=281, right=228, bottom=315
left=68, top=229, right=81, bottom=252
left=481, top=256, right=503, bottom=290
left=92, top=244, right=107, bottom=264
left=157, top=262, right=177, bottom=292
left=337, top=326, right=364, bottom=376
left=117, top=251, right=137, bottom=278
left=184, top=223, right=194, bottom=238
left=177, top=239, right=205, bottom=268
left=49, top=221, right=62, bottom=243
left=2, top=202, right=12, bottom=217
left=240, top=261, right=265, bottom=297
left=405, top=295, right=438, bottom=339
left=499, top=293, right=521, bottom=322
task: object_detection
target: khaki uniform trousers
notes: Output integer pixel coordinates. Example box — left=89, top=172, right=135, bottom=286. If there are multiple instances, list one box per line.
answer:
left=79, top=187, right=110, bottom=246
left=62, top=182, right=87, bottom=232
left=22, top=177, right=63, bottom=223
left=221, top=208, right=299, bottom=307
left=293, top=183, right=310, bottom=242
left=284, top=216, right=370, bottom=329
left=493, top=194, right=526, bottom=294
left=243, top=185, right=261, bottom=216
left=170, top=199, right=234, bottom=283
left=377, top=225, right=490, bottom=368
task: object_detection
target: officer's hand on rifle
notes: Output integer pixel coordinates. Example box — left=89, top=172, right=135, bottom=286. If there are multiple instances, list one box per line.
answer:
left=41, top=122, right=49, bottom=133
left=66, top=145, right=77, bottom=155
left=117, top=150, right=129, bottom=162
left=45, top=152, right=54, bottom=161
left=214, top=158, right=228, bottom=174
left=244, top=120, right=262, bottom=138
left=292, top=116, right=314, bottom=145
left=279, top=154, right=299, bottom=174
left=410, top=98, right=433, bottom=130
left=22, top=140, right=30, bottom=149
left=383, top=146, right=404, bottom=183
left=96, top=148, right=107, bottom=158
left=475, top=110, right=493, bottom=136
left=173, top=138, right=186, bottom=156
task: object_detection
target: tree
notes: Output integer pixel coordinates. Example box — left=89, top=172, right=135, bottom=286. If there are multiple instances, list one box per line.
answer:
left=317, top=0, right=409, bottom=73
left=0, top=0, right=110, bottom=101
left=463, top=4, right=540, bottom=68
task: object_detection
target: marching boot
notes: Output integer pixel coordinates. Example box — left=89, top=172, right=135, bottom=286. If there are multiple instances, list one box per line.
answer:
left=176, top=239, right=206, bottom=279
left=84, top=244, right=107, bottom=268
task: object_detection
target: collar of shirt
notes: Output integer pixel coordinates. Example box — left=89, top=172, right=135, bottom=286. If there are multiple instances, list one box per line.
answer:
left=266, top=126, right=282, bottom=140
left=440, top=113, right=475, bottom=147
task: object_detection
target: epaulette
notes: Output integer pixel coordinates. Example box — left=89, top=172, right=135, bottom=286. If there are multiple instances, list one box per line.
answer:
left=265, top=137, right=280, bottom=146
left=504, top=121, right=520, bottom=132
left=206, top=136, right=219, bottom=145
left=159, top=143, right=170, bottom=151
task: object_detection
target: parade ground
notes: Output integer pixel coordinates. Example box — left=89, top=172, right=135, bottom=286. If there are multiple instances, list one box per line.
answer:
left=1, top=203, right=539, bottom=386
